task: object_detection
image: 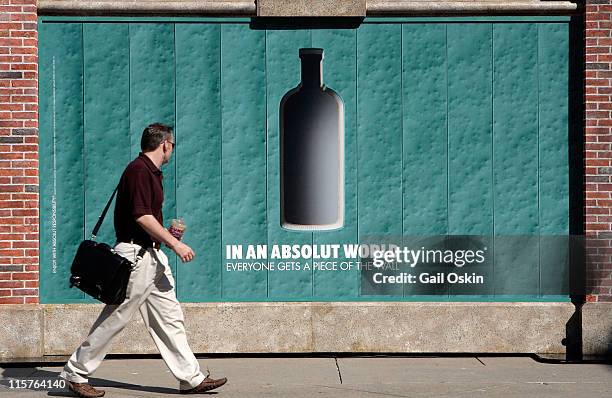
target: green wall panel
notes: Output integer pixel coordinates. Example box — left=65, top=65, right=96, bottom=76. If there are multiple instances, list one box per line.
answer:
left=492, top=24, right=540, bottom=296
left=39, top=23, right=85, bottom=302
left=311, top=29, right=359, bottom=299
left=220, top=25, right=268, bottom=299
left=493, top=24, right=539, bottom=236
left=175, top=24, right=222, bottom=301
left=129, top=24, right=177, bottom=276
left=357, top=24, right=403, bottom=237
left=402, top=24, right=448, bottom=236
left=38, top=20, right=52, bottom=302
left=82, top=23, right=131, bottom=303
left=447, top=24, right=494, bottom=236
left=83, top=23, right=130, bottom=245
left=402, top=24, right=449, bottom=297
left=38, top=19, right=573, bottom=303
left=266, top=30, right=313, bottom=299
left=447, top=24, right=494, bottom=295
left=539, top=23, right=570, bottom=234
left=357, top=24, right=403, bottom=297
left=538, top=23, right=570, bottom=295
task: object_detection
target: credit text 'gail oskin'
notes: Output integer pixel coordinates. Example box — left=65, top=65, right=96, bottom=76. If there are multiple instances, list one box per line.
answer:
left=373, top=272, right=484, bottom=284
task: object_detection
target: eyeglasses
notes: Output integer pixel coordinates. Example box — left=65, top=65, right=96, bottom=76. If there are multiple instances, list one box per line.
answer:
left=164, top=140, right=175, bottom=149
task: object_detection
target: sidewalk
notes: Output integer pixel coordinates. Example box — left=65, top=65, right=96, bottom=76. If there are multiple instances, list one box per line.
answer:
left=1, top=356, right=610, bottom=397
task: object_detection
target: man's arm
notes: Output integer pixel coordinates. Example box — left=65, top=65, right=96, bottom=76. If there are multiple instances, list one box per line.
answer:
left=135, top=214, right=195, bottom=262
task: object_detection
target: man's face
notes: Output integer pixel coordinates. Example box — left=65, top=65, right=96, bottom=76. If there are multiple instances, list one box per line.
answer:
left=161, top=135, right=175, bottom=165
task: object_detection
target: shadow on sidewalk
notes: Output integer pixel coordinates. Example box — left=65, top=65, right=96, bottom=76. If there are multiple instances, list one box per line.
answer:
left=1, top=368, right=219, bottom=396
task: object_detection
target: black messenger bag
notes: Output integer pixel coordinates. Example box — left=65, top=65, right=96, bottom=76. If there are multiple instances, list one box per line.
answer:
left=69, top=185, right=146, bottom=305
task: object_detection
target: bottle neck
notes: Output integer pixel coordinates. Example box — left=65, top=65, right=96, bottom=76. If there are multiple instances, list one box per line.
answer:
left=300, top=58, right=323, bottom=89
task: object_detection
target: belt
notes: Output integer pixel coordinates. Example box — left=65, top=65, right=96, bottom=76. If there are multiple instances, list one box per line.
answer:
left=119, top=239, right=161, bottom=250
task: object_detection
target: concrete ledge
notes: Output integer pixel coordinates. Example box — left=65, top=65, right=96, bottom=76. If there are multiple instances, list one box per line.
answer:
left=257, top=0, right=366, bottom=17
left=37, top=0, right=578, bottom=16
left=0, top=305, right=42, bottom=360
left=0, top=302, right=585, bottom=358
left=582, top=302, right=612, bottom=357
left=367, top=0, right=579, bottom=15
left=37, top=0, right=257, bottom=16
left=43, top=304, right=158, bottom=355
left=310, top=302, right=573, bottom=353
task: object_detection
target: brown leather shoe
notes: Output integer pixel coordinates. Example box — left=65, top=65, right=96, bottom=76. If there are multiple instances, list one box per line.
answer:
left=180, top=376, right=228, bottom=394
left=66, top=380, right=106, bottom=398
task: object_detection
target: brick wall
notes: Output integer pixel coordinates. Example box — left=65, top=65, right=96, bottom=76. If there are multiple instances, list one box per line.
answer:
left=0, top=0, right=39, bottom=304
left=585, top=0, right=612, bottom=302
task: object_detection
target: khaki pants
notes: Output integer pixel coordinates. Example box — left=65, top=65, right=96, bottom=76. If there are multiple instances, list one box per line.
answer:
left=59, top=242, right=206, bottom=391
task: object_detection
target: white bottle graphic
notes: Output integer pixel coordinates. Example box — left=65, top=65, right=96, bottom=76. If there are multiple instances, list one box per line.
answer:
left=280, top=48, right=344, bottom=231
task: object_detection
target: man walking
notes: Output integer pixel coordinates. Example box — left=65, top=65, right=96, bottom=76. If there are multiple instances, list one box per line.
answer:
left=59, top=123, right=227, bottom=397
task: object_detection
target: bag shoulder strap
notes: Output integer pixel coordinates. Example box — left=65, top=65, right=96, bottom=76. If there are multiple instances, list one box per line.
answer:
left=91, top=184, right=119, bottom=239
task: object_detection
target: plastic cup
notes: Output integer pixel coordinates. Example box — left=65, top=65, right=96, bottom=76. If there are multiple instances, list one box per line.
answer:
left=169, top=218, right=186, bottom=240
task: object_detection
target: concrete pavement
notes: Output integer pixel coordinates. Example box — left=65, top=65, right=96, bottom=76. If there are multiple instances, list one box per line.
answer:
left=0, top=356, right=610, bottom=397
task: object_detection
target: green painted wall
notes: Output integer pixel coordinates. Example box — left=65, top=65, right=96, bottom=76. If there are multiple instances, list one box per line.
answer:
left=38, top=18, right=570, bottom=303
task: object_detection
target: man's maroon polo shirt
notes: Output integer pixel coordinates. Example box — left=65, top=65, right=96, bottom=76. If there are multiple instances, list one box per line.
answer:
left=114, top=152, right=164, bottom=246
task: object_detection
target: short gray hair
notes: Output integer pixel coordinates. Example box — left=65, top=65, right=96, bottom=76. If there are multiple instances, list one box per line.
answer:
left=140, top=123, right=173, bottom=152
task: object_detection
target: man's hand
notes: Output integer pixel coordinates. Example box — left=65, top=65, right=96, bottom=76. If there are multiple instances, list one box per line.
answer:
left=135, top=214, right=196, bottom=263
left=172, top=241, right=195, bottom=263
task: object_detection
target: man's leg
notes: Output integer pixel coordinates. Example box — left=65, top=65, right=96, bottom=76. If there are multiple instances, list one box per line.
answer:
left=138, top=248, right=206, bottom=391
left=59, top=243, right=158, bottom=384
